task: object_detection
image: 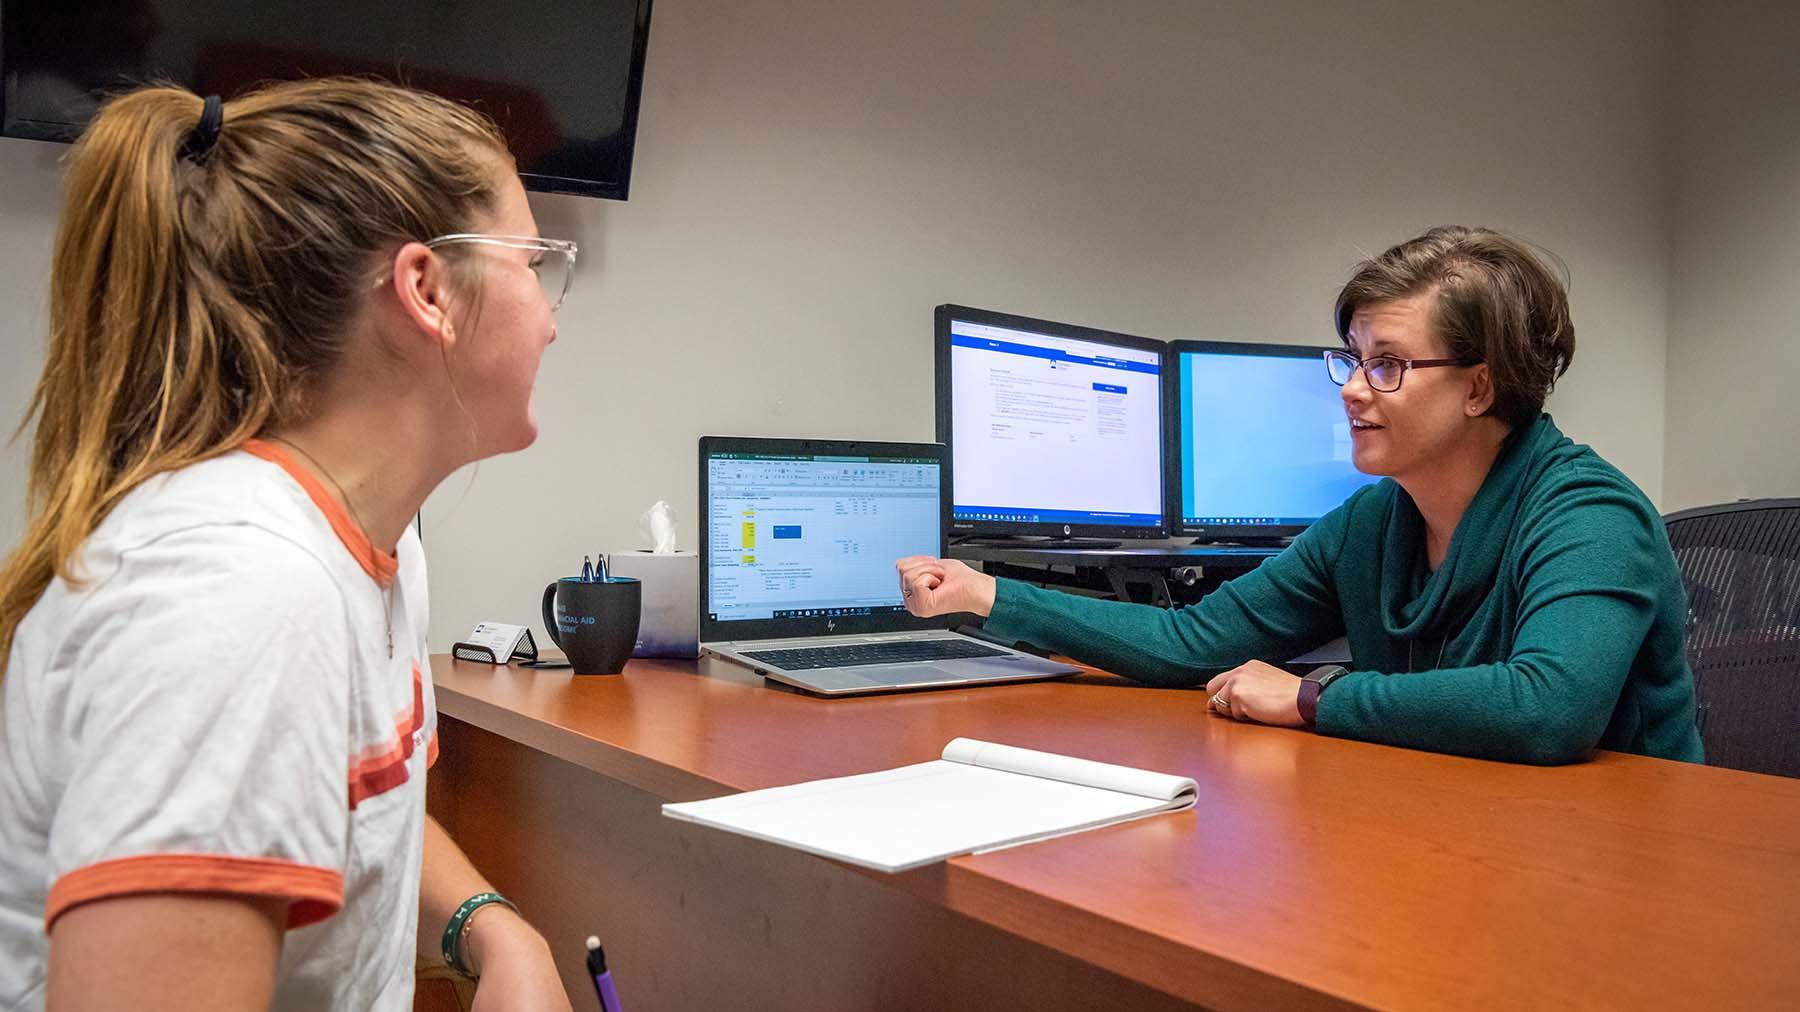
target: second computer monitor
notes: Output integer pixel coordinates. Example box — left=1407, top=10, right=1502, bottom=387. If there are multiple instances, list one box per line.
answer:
left=1170, top=340, right=1383, bottom=543
left=936, top=305, right=1167, bottom=541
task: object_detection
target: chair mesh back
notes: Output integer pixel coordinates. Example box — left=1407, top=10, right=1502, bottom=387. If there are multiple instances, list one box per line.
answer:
left=1664, top=499, right=1800, bottom=778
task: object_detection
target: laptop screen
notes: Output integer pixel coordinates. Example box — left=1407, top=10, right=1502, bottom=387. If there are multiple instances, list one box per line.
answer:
left=705, top=449, right=942, bottom=626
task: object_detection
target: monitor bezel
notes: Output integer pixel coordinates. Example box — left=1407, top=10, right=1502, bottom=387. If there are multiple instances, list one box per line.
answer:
left=1165, top=339, right=1369, bottom=543
left=697, top=435, right=954, bottom=644
left=935, top=304, right=1169, bottom=542
left=0, top=0, right=655, bottom=201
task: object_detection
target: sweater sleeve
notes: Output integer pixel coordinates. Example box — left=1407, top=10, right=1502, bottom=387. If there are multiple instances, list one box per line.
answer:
left=982, top=514, right=1348, bottom=687
left=1314, top=473, right=1660, bottom=764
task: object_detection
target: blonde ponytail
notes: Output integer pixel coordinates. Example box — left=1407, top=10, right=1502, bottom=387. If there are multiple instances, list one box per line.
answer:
left=1, top=78, right=511, bottom=674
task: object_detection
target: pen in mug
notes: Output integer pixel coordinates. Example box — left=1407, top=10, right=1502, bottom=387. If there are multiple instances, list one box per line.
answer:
left=586, top=936, right=624, bottom=1012
left=581, top=555, right=595, bottom=583
left=595, top=554, right=609, bottom=582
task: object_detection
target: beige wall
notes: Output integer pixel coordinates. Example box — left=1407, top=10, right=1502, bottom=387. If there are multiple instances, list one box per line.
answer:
left=0, top=1, right=1679, bottom=651
left=1663, top=1, right=1800, bottom=510
left=0, top=140, right=62, bottom=552
left=419, top=0, right=1673, bottom=650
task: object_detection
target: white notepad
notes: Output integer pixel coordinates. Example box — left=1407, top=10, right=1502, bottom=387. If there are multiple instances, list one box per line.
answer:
left=661, top=738, right=1198, bottom=873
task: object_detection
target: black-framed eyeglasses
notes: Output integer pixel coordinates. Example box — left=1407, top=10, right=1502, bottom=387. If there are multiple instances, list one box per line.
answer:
left=1323, top=349, right=1476, bottom=393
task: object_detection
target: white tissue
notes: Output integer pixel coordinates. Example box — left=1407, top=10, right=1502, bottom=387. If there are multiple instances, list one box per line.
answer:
left=641, top=500, right=678, bottom=554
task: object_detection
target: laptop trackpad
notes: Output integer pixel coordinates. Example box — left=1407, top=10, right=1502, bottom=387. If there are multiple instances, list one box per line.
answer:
left=845, top=665, right=960, bottom=686
left=845, top=656, right=1066, bottom=686
left=933, top=656, right=1070, bottom=678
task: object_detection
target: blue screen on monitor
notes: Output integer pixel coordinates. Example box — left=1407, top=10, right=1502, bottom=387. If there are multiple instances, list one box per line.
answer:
left=1178, top=348, right=1382, bottom=526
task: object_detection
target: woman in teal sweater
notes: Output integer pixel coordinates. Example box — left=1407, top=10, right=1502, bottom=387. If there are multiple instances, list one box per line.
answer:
left=900, top=227, right=1703, bottom=765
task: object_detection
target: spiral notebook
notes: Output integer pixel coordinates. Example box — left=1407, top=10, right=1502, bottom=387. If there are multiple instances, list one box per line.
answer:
left=662, top=738, right=1197, bottom=873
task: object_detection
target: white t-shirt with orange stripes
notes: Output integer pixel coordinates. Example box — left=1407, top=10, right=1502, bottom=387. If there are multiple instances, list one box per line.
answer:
left=0, top=441, right=437, bottom=1010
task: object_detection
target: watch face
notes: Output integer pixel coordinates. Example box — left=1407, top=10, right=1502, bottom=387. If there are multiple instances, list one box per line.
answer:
left=1308, top=664, right=1348, bottom=686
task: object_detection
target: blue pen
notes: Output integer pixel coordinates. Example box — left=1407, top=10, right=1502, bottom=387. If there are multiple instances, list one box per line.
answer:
left=581, top=555, right=595, bottom=582
left=586, top=936, right=625, bottom=1011
left=595, top=554, right=608, bottom=582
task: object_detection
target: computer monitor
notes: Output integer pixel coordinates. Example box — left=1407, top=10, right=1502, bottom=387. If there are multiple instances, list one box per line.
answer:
left=1168, top=340, right=1383, bottom=544
left=698, top=436, right=949, bottom=643
left=935, top=305, right=1167, bottom=542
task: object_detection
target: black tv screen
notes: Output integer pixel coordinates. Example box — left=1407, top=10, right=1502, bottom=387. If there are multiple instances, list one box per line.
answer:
left=1, top=0, right=653, bottom=200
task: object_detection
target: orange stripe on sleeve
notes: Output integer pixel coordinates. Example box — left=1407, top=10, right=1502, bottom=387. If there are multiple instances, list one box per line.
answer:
left=426, top=730, right=440, bottom=769
left=46, top=854, right=344, bottom=933
left=347, top=662, right=430, bottom=808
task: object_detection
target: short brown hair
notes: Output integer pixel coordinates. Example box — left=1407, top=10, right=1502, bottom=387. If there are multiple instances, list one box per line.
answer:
left=1333, top=226, right=1575, bottom=427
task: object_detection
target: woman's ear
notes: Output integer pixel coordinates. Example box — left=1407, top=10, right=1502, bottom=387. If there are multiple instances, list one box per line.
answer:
left=382, top=242, right=458, bottom=352
left=1465, top=363, right=1497, bottom=416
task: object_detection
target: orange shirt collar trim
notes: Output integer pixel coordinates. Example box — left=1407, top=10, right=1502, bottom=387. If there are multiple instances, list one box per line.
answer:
left=242, top=439, right=399, bottom=588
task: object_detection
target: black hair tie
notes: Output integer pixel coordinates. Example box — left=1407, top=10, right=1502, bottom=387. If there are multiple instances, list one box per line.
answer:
left=180, top=94, right=224, bottom=162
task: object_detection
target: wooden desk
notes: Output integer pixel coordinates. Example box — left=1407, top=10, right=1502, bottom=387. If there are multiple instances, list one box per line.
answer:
left=426, top=655, right=1800, bottom=1011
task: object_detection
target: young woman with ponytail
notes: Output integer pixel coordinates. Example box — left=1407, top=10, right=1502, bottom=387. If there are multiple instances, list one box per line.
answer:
left=0, top=79, right=576, bottom=1010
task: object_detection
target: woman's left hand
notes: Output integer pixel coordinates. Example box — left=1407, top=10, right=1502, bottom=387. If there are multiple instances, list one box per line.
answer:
left=468, top=911, right=573, bottom=1012
left=1205, top=661, right=1306, bottom=728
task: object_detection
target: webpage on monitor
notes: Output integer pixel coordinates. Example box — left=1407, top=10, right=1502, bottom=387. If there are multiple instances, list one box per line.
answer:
left=948, top=320, right=1162, bottom=526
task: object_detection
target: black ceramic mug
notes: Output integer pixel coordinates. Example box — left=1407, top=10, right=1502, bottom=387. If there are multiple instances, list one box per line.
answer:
left=541, top=576, right=642, bottom=675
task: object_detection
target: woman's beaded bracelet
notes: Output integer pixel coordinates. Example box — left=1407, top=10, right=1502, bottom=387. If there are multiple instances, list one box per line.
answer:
left=440, top=891, right=518, bottom=979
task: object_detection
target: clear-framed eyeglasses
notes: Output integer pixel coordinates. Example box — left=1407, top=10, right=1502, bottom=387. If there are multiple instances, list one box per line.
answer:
left=424, top=233, right=579, bottom=311
left=1323, top=348, right=1474, bottom=393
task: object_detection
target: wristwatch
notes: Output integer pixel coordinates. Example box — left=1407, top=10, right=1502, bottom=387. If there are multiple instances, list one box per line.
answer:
left=1297, top=664, right=1348, bottom=727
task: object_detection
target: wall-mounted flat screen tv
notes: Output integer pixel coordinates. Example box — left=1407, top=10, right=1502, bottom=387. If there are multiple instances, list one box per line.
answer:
left=1, top=0, right=653, bottom=199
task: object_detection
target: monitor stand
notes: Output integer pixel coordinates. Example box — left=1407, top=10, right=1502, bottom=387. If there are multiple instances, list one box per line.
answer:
left=952, top=535, right=1123, bottom=550
left=1189, top=536, right=1292, bottom=549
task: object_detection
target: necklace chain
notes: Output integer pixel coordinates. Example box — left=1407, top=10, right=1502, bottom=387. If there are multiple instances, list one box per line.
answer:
left=268, top=435, right=395, bottom=659
left=1407, top=634, right=1450, bottom=674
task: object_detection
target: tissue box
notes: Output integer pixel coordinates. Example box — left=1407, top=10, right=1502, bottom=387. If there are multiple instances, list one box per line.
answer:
left=606, top=550, right=699, bottom=658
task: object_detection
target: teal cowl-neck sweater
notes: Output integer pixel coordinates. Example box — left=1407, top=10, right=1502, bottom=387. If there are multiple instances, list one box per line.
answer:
left=985, top=415, right=1704, bottom=765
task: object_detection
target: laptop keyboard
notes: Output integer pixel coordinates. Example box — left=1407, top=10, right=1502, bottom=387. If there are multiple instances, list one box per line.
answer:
left=742, top=639, right=1008, bottom=671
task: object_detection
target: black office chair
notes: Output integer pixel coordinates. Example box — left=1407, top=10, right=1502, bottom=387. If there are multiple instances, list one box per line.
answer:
left=1663, top=498, right=1800, bottom=778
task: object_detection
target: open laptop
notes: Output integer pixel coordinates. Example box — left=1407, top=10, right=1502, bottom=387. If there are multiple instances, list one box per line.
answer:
left=699, top=436, right=1081, bottom=695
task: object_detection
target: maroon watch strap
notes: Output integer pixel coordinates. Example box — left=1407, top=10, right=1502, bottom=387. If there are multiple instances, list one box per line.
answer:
left=1298, top=664, right=1347, bottom=727
left=1297, top=677, right=1323, bottom=726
